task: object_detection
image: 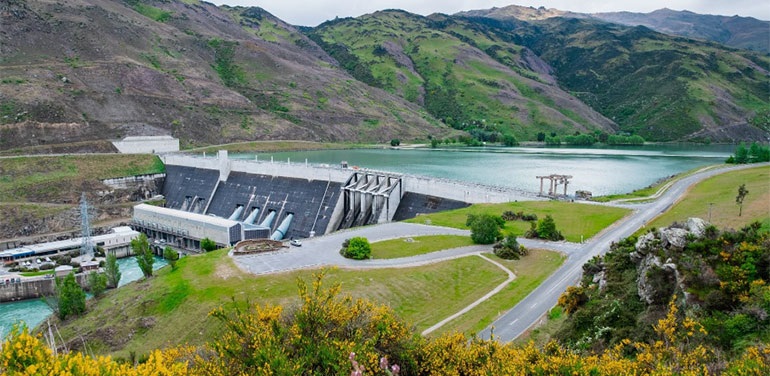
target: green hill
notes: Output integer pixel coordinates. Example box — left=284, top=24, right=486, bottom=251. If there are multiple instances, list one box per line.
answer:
left=308, top=11, right=617, bottom=141
left=310, top=11, right=769, bottom=142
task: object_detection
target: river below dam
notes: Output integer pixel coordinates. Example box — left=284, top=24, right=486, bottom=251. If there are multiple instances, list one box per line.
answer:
left=231, top=144, right=733, bottom=196
left=0, top=257, right=168, bottom=339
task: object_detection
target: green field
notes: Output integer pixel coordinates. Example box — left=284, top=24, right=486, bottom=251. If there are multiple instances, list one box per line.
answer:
left=647, top=165, right=770, bottom=231
left=54, top=249, right=506, bottom=358
left=405, top=201, right=630, bottom=242
left=370, top=235, right=473, bottom=259
left=431, top=250, right=566, bottom=336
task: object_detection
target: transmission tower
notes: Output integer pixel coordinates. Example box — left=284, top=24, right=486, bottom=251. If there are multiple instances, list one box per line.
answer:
left=80, top=192, right=93, bottom=257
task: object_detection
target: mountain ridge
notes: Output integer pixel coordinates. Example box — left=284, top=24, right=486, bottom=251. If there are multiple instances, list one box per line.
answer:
left=1, top=0, right=768, bottom=152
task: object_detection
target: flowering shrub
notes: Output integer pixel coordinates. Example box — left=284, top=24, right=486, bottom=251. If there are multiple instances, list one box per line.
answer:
left=2, top=272, right=768, bottom=375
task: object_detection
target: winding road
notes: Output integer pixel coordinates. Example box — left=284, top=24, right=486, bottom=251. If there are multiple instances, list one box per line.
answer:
left=232, top=163, right=767, bottom=341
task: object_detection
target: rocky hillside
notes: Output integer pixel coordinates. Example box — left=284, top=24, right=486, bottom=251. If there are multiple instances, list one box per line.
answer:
left=591, top=8, right=770, bottom=53
left=558, top=219, right=770, bottom=353
left=459, top=5, right=770, bottom=53
left=0, top=0, right=450, bottom=153
left=1, top=1, right=768, bottom=151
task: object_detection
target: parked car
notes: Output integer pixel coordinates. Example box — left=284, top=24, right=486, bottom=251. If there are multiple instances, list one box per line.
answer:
left=290, top=239, right=302, bottom=247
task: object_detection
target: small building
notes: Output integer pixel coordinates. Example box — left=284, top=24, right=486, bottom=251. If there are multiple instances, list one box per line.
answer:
left=55, top=265, right=74, bottom=277
left=112, top=135, right=180, bottom=154
left=81, top=261, right=100, bottom=272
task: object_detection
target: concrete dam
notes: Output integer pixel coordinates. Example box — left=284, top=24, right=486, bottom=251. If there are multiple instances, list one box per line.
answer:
left=134, top=151, right=539, bottom=250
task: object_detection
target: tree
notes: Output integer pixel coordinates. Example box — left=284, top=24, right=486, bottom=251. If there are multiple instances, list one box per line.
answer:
left=104, top=253, right=121, bottom=288
left=536, top=132, right=546, bottom=142
left=528, top=215, right=564, bottom=241
left=430, top=138, right=440, bottom=148
left=735, top=143, right=749, bottom=164
left=56, top=272, right=86, bottom=320
left=467, top=214, right=503, bottom=244
left=390, top=139, right=400, bottom=147
left=163, top=246, right=179, bottom=270
left=132, top=233, right=154, bottom=278
left=341, top=237, right=371, bottom=260
left=87, top=272, right=107, bottom=298
left=736, top=183, right=749, bottom=217
left=201, top=237, right=217, bottom=252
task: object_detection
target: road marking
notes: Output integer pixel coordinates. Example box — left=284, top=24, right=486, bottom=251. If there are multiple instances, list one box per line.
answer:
left=531, top=303, right=537, bottom=308
left=509, top=319, right=519, bottom=326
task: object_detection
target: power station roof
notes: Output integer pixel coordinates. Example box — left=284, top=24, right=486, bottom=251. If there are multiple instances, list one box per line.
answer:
left=134, top=203, right=239, bottom=228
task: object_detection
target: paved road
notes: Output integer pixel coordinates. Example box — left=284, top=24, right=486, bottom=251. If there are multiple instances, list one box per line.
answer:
left=233, top=222, right=484, bottom=274
left=478, top=163, right=768, bottom=342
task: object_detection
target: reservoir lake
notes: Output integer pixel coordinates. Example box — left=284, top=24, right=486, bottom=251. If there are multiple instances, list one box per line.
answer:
left=232, top=144, right=733, bottom=196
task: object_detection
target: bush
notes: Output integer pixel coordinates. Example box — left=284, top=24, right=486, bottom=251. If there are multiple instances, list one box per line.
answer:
left=341, top=237, right=371, bottom=260
left=467, top=214, right=503, bottom=244
left=201, top=237, right=217, bottom=252
left=493, top=236, right=527, bottom=260
left=390, top=139, right=400, bottom=146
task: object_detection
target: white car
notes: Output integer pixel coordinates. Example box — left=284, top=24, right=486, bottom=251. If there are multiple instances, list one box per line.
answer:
left=290, top=239, right=302, bottom=247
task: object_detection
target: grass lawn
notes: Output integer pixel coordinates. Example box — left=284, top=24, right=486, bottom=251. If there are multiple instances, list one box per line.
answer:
left=370, top=235, right=473, bottom=259
left=646, top=165, right=770, bottom=231
left=592, top=164, right=719, bottom=202
left=430, top=249, right=566, bottom=337
left=405, top=201, right=629, bottom=242
left=54, top=249, right=509, bottom=359
left=19, top=270, right=54, bottom=277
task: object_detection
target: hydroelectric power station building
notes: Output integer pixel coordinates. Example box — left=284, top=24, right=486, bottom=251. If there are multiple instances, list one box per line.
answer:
left=132, top=151, right=538, bottom=251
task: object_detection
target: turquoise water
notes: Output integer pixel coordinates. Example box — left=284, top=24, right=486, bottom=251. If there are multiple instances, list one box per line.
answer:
left=233, top=144, right=733, bottom=196
left=0, top=256, right=168, bottom=339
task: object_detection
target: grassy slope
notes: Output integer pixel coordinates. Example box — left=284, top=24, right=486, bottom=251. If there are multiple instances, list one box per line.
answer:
left=647, top=165, right=770, bottom=230
left=432, top=250, right=565, bottom=336
left=370, top=235, right=474, bottom=259
left=310, top=11, right=610, bottom=141
left=405, top=201, right=630, bottom=242
left=57, top=249, right=510, bottom=358
left=518, top=19, right=770, bottom=141
left=0, top=155, right=164, bottom=203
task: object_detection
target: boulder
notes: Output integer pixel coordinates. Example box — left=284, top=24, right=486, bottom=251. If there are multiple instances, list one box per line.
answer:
left=686, top=217, right=709, bottom=237
left=658, top=227, right=689, bottom=250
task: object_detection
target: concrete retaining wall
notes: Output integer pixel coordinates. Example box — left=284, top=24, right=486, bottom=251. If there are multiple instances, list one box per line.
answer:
left=0, top=274, right=88, bottom=303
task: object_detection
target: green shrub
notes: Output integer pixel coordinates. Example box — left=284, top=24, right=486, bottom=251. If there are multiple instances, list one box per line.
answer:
left=493, top=236, right=527, bottom=260
left=341, top=237, right=371, bottom=260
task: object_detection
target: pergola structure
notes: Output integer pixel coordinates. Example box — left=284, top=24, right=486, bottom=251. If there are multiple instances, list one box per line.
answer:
left=536, top=174, right=573, bottom=197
